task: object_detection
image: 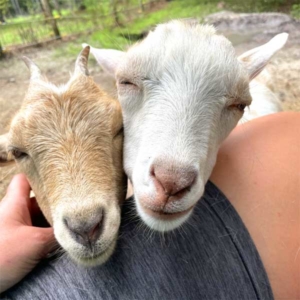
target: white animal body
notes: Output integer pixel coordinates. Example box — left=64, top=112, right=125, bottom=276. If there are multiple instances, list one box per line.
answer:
left=240, top=70, right=283, bottom=124
left=86, top=21, right=288, bottom=232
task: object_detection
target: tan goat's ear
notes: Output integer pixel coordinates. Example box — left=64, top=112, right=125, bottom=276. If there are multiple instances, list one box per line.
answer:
left=22, top=56, right=43, bottom=82
left=0, top=134, right=14, bottom=166
left=74, top=45, right=90, bottom=76
left=238, top=33, right=288, bottom=81
left=83, top=43, right=125, bottom=77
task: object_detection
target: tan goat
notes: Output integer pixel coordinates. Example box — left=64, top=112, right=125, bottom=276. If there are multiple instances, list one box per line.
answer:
left=0, top=46, right=127, bottom=266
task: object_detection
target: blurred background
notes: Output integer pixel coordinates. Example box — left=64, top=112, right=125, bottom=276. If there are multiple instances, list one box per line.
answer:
left=0, top=0, right=299, bottom=197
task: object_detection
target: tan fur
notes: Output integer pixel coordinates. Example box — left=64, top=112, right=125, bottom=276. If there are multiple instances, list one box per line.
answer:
left=0, top=51, right=126, bottom=266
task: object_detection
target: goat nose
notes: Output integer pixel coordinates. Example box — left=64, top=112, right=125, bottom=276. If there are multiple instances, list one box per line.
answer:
left=151, top=163, right=197, bottom=197
left=64, top=211, right=104, bottom=247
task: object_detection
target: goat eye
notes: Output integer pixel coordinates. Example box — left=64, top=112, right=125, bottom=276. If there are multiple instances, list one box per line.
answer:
left=12, top=149, right=28, bottom=160
left=236, top=104, right=246, bottom=111
left=228, top=103, right=247, bottom=112
left=120, top=81, right=133, bottom=85
left=119, top=80, right=137, bottom=87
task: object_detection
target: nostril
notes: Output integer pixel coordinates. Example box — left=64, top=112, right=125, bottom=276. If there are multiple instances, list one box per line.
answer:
left=170, top=180, right=194, bottom=198
left=150, top=166, right=155, bottom=177
left=63, top=210, right=104, bottom=247
left=87, top=220, right=102, bottom=243
left=151, top=163, right=197, bottom=197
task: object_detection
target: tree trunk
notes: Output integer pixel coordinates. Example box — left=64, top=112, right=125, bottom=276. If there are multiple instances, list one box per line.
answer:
left=0, top=10, right=5, bottom=23
left=34, top=0, right=42, bottom=13
left=11, top=0, right=22, bottom=15
left=41, top=0, right=61, bottom=39
left=110, top=0, right=121, bottom=27
left=138, top=0, right=144, bottom=12
left=68, top=0, right=76, bottom=13
left=0, top=42, right=3, bottom=59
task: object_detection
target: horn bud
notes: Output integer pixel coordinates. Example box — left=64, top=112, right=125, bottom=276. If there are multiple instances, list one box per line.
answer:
left=75, top=45, right=90, bottom=76
left=23, top=56, right=43, bottom=81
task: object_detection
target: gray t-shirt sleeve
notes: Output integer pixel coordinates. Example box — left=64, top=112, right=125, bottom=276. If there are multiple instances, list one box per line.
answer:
left=1, top=182, right=273, bottom=300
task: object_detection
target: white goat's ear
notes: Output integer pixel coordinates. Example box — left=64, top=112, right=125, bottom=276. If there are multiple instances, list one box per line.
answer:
left=0, top=134, right=14, bottom=166
left=74, top=45, right=90, bottom=76
left=82, top=43, right=125, bottom=77
left=238, top=33, right=288, bottom=80
left=22, top=56, right=43, bottom=82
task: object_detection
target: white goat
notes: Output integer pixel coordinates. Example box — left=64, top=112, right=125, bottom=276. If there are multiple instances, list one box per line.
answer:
left=86, top=20, right=288, bottom=232
left=0, top=47, right=126, bottom=265
left=241, top=78, right=283, bottom=123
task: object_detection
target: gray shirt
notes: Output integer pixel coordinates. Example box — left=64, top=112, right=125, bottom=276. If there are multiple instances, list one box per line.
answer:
left=1, top=182, right=273, bottom=300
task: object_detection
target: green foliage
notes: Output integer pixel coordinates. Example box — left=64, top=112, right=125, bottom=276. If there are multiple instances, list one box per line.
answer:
left=24, top=0, right=41, bottom=15
left=83, top=0, right=109, bottom=14
left=54, top=0, right=219, bottom=58
left=2, top=0, right=299, bottom=59
left=291, top=4, right=300, bottom=19
left=52, top=8, right=72, bottom=17
left=221, top=0, right=299, bottom=12
left=82, top=0, right=138, bottom=15
left=120, top=0, right=217, bottom=35
left=0, top=0, right=9, bottom=16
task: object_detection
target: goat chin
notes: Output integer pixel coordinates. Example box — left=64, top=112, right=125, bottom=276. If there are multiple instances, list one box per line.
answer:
left=136, top=200, right=193, bottom=232
left=69, top=240, right=117, bottom=267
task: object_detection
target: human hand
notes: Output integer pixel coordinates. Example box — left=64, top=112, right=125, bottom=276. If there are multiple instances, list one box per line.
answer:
left=0, top=174, right=57, bottom=293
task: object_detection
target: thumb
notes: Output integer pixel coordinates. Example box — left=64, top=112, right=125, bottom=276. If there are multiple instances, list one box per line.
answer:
left=30, top=227, right=59, bottom=257
left=42, top=228, right=59, bottom=255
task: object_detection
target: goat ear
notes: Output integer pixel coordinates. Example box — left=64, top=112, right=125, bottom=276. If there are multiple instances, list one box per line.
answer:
left=22, top=57, right=44, bottom=82
left=83, top=43, right=125, bottom=77
left=74, top=45, right=90, bottom=76
left=238, top=33, right=288, bottom=81
left=0, top=134, right=14, bottom=166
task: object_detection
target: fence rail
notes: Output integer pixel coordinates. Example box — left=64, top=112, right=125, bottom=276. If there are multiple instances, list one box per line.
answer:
left=0, top=1, right=157, bottom=51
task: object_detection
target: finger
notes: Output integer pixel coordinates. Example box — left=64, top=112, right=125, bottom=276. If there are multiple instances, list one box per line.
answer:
left=45, top=238, right=60, bottom=255
left=6, top=174, right=31, bottom=200
left=3, top=174, right=31, bottom=211
left=32, top=227, right=59, bottom=257
left=1, top=174, right=33, bottom=223
left=20, top=227, right=58, bottom=262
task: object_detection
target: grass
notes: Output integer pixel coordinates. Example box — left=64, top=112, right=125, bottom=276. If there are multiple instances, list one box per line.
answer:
left=0, top=16, right=96, bottom=48
left=5, top=14, right=43, bottom=24
left=3, top=0, right=297, bottom=57
left=0, top=0, right=147, bottom=49
left=53, top=0, right=219, bottom=58
left=119, top=0, right=218, bottom=34
left=291, top=4, right=300, bottom=19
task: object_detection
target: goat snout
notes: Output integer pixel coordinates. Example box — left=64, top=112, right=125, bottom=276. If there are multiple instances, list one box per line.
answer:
left=145, top=162, right=197, bottom=211
left=64, top=211, right=104, bottom=248
left=152, top=164, right=197, bottom=196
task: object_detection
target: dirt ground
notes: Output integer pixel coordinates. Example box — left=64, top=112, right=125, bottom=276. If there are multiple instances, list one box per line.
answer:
left=0, top=12, right=299, bottom=198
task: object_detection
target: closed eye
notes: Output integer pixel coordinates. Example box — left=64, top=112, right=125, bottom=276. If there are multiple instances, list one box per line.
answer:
left=9, top=147, right=29, bottom=160
left=120, top=81, right=133, bottom=85
left=119, top=80, right=137, bottom=87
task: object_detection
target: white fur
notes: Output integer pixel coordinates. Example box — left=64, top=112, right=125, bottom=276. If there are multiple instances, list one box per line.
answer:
left=135, top=198, right=193, bottom=232
left=241, top=79, right=283, bottom=123
left=88, top=21, right=288, bottom=231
